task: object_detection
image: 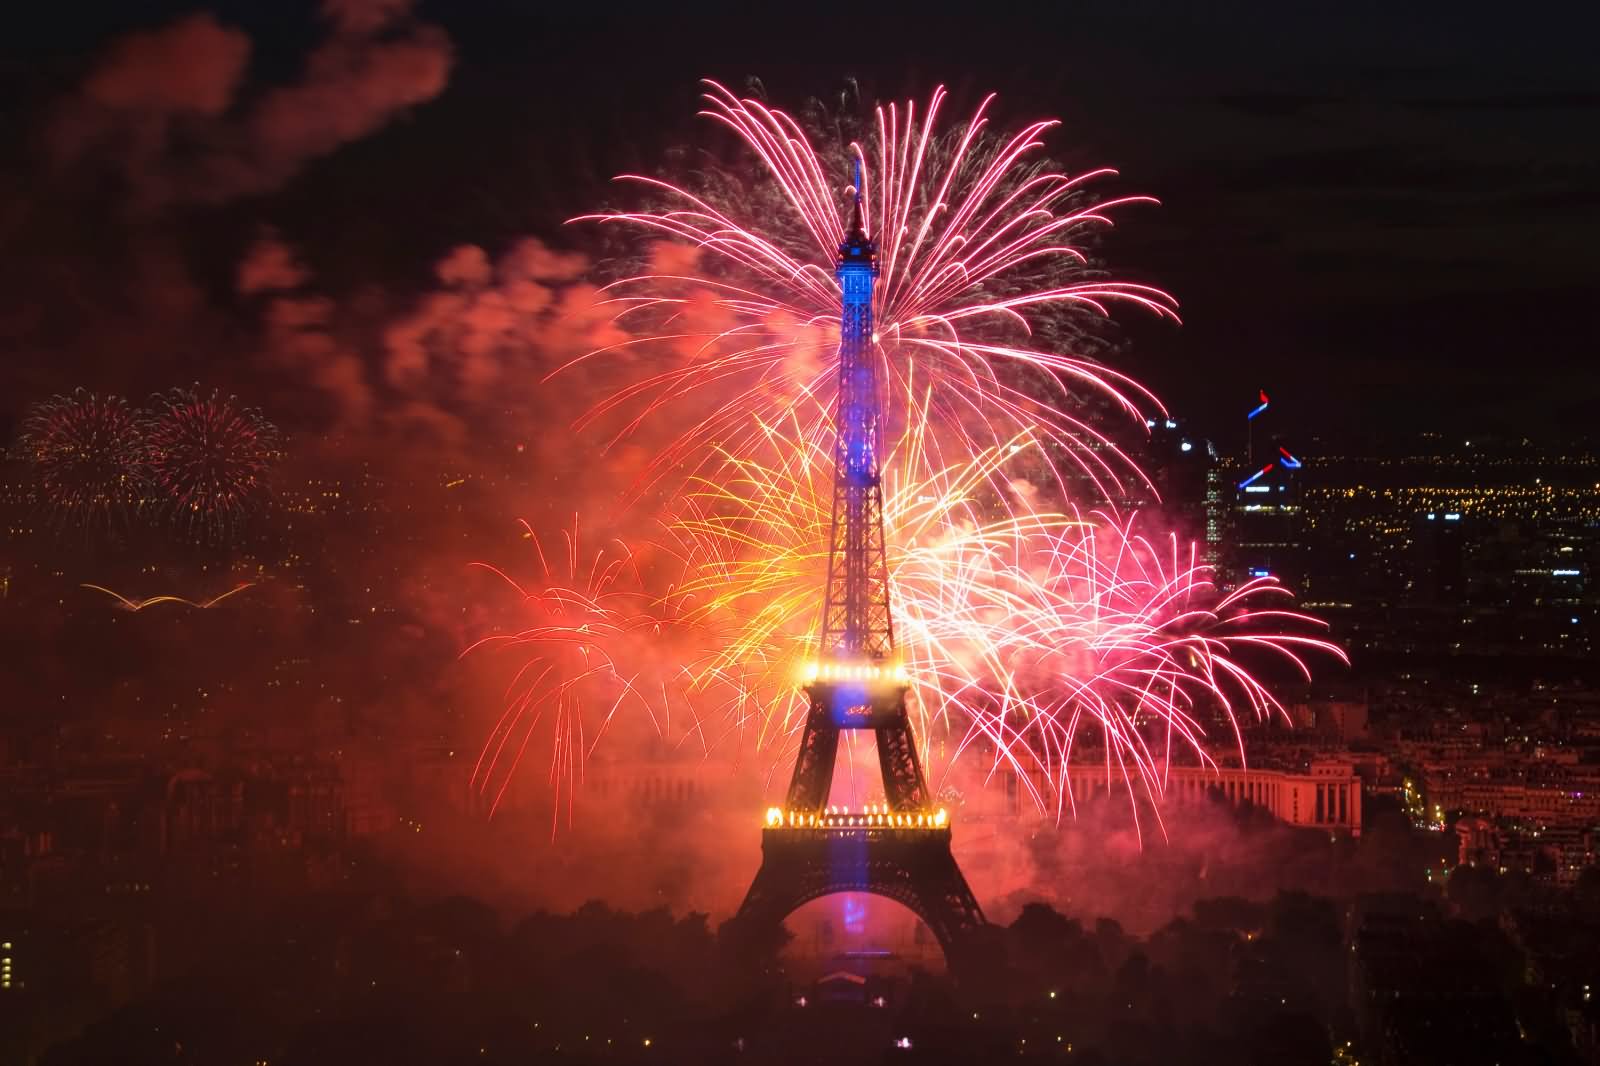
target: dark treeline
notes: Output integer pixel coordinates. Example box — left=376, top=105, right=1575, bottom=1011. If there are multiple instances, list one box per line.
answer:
left=23, top=869, right=1600, bottom=1066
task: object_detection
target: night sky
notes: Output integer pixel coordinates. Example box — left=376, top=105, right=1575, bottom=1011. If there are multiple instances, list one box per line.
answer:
left=3, top=1, right=1597, bottom=445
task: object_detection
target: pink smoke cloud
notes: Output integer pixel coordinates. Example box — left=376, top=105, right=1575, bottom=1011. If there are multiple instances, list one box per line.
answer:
left=81, top=14, right=250, bottom=117
left=237, top=233, right=312, bottom=295
left=247, top=20, right=451, bottom=179
left=381, top=238, right=621, bottom=401
left=51, top=0, right=453, bottom=209
left=434, top=245, right=493, bottom=288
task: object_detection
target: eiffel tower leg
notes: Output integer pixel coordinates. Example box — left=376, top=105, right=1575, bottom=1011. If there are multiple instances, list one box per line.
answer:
left=785, top=696, right=839, bottom=811
left=876, top=719, right=930, bottom=810
left=905, top=845, right=986, bottom=950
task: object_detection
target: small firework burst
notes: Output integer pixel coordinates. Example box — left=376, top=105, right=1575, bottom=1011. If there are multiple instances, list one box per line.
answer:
left=466, top=519, right=704, bottom=831
left=16, top=389, right=151, bottom=537
left=144, top=386, right=281, bottom=542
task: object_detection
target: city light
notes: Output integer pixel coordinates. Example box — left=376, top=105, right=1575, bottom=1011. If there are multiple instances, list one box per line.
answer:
left=764, top=805, right=949, bottom=830
left=1239, top=463, right=1274, bottom=489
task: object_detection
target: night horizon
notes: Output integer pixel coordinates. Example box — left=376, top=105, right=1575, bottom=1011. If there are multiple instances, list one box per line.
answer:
left=3, top=3, right=1600, bottom=1065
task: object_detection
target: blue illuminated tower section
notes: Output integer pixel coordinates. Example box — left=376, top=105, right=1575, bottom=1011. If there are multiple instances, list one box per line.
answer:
left=822, top=183, right=893, bottom=659
left=783, top=179, right=931, bottom=813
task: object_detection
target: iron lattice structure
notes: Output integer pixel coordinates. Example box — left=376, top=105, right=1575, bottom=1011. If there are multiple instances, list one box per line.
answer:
left=818, top=192, right=894, bottom=662
left=785, top=190, right=931, bottom=814
left=731, top=183, right=987, bottom=977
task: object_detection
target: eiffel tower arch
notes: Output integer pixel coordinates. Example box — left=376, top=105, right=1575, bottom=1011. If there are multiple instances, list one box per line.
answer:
left=730, top=812, right=990, bottom=975
left=730, top=169, right=991, bottom=982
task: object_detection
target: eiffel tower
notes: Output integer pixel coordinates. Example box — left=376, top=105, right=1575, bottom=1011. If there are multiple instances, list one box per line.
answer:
left=729, top=170, right=987, bottom=976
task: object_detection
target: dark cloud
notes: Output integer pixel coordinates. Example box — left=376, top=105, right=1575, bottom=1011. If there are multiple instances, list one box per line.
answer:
left=1214, top=92, right=1334, bottom=119
left=1399, top=90, right=1600, bottom=111
left=1218, top=147, right=1511, bottom=195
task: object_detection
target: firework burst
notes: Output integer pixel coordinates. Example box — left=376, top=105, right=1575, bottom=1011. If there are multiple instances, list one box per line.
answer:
left=144, top=386, right=281, bottom=543
left=466, top=520, right=709, bottom=830
left=471, top=82, right=1343, bottom=827
left=574, top=80, right=1177, bottom=505
left=16, top=389, right=151, bottom=537
left=669, top=398, right=1345, bottom=828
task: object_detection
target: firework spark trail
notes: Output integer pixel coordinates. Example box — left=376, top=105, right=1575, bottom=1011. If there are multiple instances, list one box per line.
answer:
left=666, top=399, right=1346, bottom=833
left=470, top=83, right=1344, bottom=830
left=81, top=581, right=257, bottom=611
left=465, top=519, right=716, bottom=832
left=570, top=80, right=1178, bottom=506
left=144, top=386, right=281, bottom=543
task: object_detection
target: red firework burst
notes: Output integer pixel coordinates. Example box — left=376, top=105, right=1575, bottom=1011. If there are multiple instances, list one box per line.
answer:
left=144, top=386, right=281, bottom=542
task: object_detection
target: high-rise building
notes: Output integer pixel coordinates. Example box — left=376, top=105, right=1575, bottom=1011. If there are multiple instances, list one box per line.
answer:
left=1141, top=416, right=1216, bottom=544
left=1222, top=389, right=1307, bottom=589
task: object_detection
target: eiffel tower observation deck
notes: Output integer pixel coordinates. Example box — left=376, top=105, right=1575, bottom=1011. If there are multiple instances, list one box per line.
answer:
left=729, top=168, right=988, bottom=977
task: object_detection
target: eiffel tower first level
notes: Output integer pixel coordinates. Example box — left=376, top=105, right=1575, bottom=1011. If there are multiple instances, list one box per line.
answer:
left=729, top=171, right=988, bottom=976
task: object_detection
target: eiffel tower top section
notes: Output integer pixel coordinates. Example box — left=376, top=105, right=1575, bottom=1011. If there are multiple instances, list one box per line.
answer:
left=816, top=166, right=895, bottom=662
